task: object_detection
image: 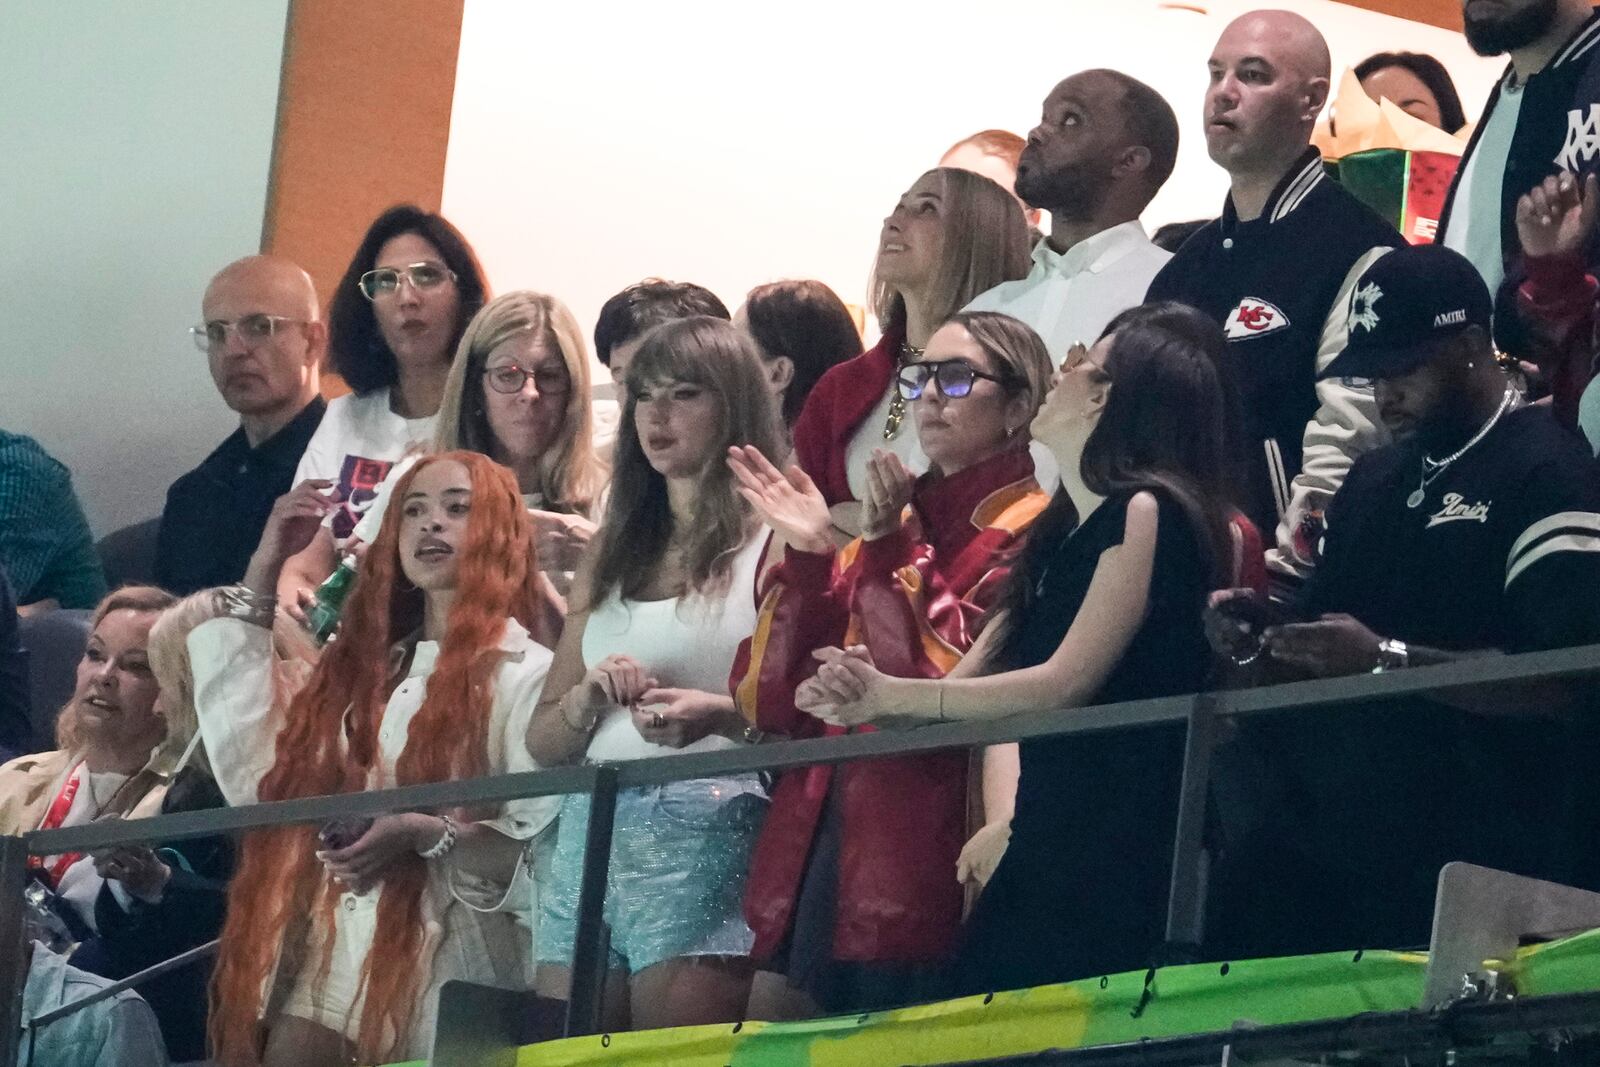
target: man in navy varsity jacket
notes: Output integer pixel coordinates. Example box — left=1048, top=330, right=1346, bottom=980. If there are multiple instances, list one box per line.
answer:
left=1146, top=10, right=1402, bottom=582
left=1440, top=0, right=1600, bottom=344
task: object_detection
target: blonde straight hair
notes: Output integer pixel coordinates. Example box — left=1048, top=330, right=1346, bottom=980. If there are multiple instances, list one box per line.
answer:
left=144, top=590, right=223, bottom=778
left=871, top=167, right=1032, bottom=335
left=433, top=290, right=607, bottom=514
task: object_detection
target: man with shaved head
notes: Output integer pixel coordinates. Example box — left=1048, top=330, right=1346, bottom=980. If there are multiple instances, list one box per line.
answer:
left=153, top=255, right=325, bottom=593
left=1148, top=10, right=1401, bottom=587
left=966, top=69, right=1178, bottom=369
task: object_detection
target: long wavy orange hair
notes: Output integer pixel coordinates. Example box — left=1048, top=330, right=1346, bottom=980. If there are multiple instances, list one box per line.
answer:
left=210, top=451, right=542, bottom=1065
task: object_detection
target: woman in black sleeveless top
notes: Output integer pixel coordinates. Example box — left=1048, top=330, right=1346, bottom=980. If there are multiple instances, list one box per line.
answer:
left=798, top=305, right=1238, bottom=993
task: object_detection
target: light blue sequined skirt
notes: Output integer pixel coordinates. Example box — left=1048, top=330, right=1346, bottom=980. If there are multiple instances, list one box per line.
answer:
left=536, top=776, right=767, bottom=974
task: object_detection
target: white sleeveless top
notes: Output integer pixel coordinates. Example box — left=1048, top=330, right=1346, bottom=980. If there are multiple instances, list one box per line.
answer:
left=581, top=530, right=767, bottom=762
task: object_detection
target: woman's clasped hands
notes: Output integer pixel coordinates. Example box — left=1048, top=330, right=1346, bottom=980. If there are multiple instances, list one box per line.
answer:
left=568, top=653, right=735, bottom=748
left=794, top=645, right=922, bottom=729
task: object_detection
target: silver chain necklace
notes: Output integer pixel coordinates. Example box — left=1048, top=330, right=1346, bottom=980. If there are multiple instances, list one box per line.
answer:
left=1406, top=387, right=1516, bottom=509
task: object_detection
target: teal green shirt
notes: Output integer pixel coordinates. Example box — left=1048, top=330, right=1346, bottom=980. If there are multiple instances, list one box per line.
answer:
left=0, top=431, right=106, bottom=609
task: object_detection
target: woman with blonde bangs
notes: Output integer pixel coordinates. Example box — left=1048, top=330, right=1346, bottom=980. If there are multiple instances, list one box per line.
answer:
left=435, top=290, right=607, bottom=518
left=343, top=290, right=606, bottom=626
left=196, top=452, right=559, bottom=1066
left=791, top=168, right=1030, bottom=539
left=528, top=317, right=782, bottom=1032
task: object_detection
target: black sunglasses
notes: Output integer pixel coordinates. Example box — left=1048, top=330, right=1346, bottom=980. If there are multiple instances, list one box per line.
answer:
left=895, top=358, right=1007, bottom=401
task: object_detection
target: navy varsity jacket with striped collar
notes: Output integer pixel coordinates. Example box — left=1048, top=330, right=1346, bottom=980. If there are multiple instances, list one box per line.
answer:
left=1146, top=148, right=1401, bottom=564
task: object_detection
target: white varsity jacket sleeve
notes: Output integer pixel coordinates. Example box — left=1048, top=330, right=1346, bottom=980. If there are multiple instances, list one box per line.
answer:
left=1271, top=245, right=1394, bottom=577
left=187, top=618, right=280, bottom=808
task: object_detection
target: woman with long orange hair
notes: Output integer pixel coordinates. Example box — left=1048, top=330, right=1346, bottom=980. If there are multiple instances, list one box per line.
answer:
left=189, top=451, right=558, bottom=1065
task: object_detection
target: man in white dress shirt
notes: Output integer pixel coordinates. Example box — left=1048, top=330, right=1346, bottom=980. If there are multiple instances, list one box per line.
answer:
left=965, top=69, right=1178, bottom=364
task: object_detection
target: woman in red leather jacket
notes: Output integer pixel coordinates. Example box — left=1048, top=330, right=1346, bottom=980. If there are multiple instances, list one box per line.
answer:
left=790, top=168, right=1031, bottom=539
left=728, top=311, right=1052, bottom=1018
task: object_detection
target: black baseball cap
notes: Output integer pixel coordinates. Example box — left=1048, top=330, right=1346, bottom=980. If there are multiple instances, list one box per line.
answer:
left=1320, top=243, right=1493, bottom=382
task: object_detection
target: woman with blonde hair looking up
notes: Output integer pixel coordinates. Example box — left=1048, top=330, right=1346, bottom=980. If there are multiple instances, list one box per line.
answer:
left=790, top=168, right=1031, bottom=540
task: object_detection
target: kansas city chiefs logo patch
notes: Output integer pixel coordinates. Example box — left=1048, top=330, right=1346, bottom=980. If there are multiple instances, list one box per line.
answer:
left=1224, top=297, right=1290, bottom=340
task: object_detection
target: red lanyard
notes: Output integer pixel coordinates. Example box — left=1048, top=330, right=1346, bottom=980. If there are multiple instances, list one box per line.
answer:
left=30, top=763, right=87, bottom=888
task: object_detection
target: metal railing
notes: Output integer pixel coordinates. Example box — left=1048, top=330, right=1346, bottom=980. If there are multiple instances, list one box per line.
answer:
left=5, top=641, right=1600, bottom=1067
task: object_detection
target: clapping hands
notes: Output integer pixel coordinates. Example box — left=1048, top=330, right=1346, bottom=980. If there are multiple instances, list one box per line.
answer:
left=727, top=446, right=834, bottom=555
left=858, top=450, right=915, bottom=542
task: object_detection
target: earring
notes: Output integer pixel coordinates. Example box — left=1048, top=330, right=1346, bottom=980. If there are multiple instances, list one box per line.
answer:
left=1005, top=425, right=1017, bottom=438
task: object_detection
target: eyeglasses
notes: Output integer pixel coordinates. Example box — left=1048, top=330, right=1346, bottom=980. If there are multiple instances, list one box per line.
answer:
left=483, top=362, right=571, bottom=396
left=357, top=262, right=458, bottom=300
left=190, top=314, right=306, bottom=353
left=895, top=359, right=1007, bottom=401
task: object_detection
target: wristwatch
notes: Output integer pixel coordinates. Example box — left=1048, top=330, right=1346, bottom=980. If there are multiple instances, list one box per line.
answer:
left=1372, top=638, right=1410, bottom=673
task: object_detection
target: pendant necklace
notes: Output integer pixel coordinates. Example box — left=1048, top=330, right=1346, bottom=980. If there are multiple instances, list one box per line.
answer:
left=883, top=339, right=923, bottom=441
left=1406, top=387, right=1516, bottom=509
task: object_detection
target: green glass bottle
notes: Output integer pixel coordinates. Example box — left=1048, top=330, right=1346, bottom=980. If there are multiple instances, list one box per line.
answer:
left=307, top=554, right=359, bottom=646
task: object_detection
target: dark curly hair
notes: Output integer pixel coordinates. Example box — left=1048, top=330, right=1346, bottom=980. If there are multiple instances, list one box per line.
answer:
left=592, top=279, right=729, bottom=367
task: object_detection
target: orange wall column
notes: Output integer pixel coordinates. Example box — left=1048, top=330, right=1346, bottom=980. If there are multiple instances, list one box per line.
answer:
left=262, top=0, right=466, bottom=390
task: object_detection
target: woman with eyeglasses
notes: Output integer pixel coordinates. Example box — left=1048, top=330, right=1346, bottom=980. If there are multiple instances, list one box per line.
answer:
left=334, top=292, right=608, bottom=635
left=527, top=317, right=782, bottom=1032
left=791, top=169, right=1030, bottom=541
left=796, top=306, right=1243, bottom=993
left=275, top=204, right=490, bottom=617
left=727, top=311, right=1051, bottom=1019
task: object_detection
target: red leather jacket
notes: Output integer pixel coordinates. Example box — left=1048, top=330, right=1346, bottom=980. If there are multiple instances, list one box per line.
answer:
left=730, top=446, right=1046, bottom=963
left=791, top=329, right=903, bottom=506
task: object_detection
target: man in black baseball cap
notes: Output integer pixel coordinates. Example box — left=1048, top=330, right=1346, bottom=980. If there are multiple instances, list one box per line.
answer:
left=1322, top=243, right=1497, bottom=456
left=1205, top=242, right=1600, bottom=962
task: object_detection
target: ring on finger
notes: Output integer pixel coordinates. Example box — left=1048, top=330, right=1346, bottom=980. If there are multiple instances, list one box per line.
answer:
left=651, top=712, right=665, bottom=728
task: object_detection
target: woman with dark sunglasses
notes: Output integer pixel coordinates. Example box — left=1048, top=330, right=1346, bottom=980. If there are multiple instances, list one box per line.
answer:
left=726, top=311, right=1051, bottom=1019
left=797, top=304, right=1249, bottom=994
left=275, top=204, right=490, bottom=619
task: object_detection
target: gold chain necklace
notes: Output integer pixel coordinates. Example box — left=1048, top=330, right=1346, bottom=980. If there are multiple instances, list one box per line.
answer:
left=883, top=339, right=923, bottom=440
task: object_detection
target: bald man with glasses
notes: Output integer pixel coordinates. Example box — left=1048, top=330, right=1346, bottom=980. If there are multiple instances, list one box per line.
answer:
left=153, top=255, right=326, bottom=594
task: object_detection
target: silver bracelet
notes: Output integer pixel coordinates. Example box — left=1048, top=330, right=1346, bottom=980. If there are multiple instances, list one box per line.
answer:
left=417, top=814, right=458, bottom=860
left=217, top=585, right=277, bottom=628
